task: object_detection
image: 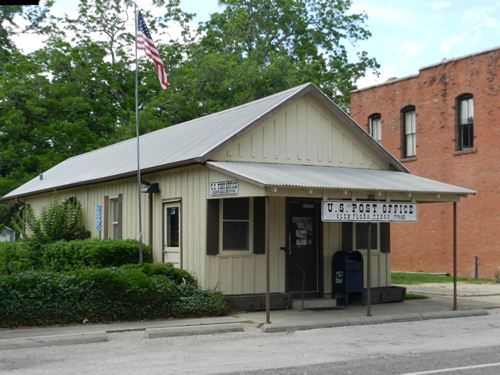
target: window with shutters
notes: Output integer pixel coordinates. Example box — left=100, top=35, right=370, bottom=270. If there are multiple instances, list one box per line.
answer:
left=402, top=105, right=416, bottom=158
left=456, top=94, right=474, bottom=150
left=222, top=198, right=250, bottom=251
left=207, top=197, right=266, bottom=255
left=109, top=198, right=121, bottom=239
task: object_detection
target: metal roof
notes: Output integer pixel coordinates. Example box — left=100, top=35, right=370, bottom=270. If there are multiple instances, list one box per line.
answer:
left=4, top=82, right=406, bottom=199
left=207, top=162, right=476, bottom=196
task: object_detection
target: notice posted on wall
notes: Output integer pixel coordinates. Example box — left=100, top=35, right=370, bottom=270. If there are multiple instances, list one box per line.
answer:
left=210, top=180, right=239, bottom=197
left=321, top=200, right=418, bottom=223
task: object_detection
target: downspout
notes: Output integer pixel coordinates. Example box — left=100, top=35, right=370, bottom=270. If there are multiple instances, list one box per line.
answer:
left=141, top=181, right=160, bottom=249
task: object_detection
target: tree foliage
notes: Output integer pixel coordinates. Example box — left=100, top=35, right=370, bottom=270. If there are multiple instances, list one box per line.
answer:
left=0, top=0, right=377, bottom=227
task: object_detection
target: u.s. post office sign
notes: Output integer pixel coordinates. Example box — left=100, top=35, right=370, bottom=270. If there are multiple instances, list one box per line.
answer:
left=210, top=180, right=239, bottom=197
left=321, top=200, right=418, bottom=223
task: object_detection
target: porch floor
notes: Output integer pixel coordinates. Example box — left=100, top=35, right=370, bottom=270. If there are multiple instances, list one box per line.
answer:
left=291, top=298, right=337, bottom=310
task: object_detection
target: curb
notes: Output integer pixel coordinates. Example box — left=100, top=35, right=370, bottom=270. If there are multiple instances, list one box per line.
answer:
left=145, top=323, right=245, bottom=339
left=261, top=309, right=489, bottom=333
left=421, top=309, right=489, bottom=320
left=0, top=332, right=108, bottom=350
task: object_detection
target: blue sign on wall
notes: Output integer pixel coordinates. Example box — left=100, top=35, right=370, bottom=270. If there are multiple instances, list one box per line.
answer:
left=96, top=204, right=103, bottom=233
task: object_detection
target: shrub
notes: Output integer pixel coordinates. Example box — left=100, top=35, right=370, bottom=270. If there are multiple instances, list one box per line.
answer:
left=0, top=239, right=153, bottom=274
left=121, top=263, right=196, bottom=286
left=12, top=199, right=90, bottom=244
left=40, top=239, right=153, bottom=271
left=0, top=267, right=229, bottom=327
left=0, top=242, right=32, bottom=274
left=172, top=284, right=229, bottom=317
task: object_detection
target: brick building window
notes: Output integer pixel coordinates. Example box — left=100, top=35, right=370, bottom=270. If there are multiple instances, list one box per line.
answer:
left=402, top=105, right=416, bottom=158
left=456, top=94, right=474, bottom=150
left=368, top=113, right=382, bottom=143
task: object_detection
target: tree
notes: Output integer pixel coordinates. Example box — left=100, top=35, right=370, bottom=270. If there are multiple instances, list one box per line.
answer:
left=189, top=0, right=376, bottom=107
left=1, top=0, right=378, bottom=228
left=0, top=4, right=51, bottom=61
left=138, top=0, right=378, bottom=128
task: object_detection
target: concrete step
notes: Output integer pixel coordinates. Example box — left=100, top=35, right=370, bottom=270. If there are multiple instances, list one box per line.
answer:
left=291, top=298, right=337, bottom=310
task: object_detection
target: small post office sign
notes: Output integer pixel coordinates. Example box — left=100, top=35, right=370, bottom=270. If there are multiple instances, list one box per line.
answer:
left=210, top=180, right=239, bottom=197
left=321, top=200, right=417, bottom=222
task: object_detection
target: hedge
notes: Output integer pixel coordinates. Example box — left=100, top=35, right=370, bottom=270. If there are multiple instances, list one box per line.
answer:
left=0, top=239, right=153, bottom=274
left=40, top=239, right=153, bottom=271
left=0, top=242, right=32, bottom=274
left=0, top=266, right=229, bottom=327
left=121, top=263, right=197, bottom=286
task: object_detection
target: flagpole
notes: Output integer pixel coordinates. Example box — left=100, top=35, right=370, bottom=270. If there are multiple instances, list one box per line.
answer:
left=134, top=3, right=144, bottom=264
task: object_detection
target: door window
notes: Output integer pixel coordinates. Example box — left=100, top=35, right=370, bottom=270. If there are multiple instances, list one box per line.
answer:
left=163, top=201, right=181, bottom=267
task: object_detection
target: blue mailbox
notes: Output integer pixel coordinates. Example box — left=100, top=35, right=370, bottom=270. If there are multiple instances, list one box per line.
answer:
left=332, top=250, right=363, bottom=306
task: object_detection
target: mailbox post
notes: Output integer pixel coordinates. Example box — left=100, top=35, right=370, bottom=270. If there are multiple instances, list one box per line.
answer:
left=322, top=200, right=418, bottom=317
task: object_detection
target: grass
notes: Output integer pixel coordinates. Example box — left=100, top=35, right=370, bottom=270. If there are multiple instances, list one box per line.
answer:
left=392, top=272, right=494, bottom=285
left=405, top=293, right=430, bottom=300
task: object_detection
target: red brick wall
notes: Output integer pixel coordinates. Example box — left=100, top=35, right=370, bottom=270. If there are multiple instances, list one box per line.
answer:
left=350, top=49, right=500, bottom=279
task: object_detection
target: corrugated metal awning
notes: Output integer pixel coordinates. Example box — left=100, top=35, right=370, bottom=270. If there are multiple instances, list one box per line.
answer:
left=207, top=162, right=476, bottom=197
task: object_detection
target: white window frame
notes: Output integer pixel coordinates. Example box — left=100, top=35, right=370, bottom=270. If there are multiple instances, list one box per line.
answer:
left=457, top=94, right=474, bottom=150
left=219, top=197, right=254, bottom=255
left=110, top=198, right=120, bottom=239
left=163, top=200, right=182, bottom=267
left=369, top=114, right=382, bottom=143
left=403, top=107, right=416, bottom=157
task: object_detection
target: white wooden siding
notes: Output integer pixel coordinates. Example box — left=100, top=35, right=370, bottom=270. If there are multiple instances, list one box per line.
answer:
left=205, top=197, right=286, bottom=294
left=212, top=96, right=386, bottom=170
left=20, top=90, right=397, bottom=295
left=23, top=171, right=390, bottom=294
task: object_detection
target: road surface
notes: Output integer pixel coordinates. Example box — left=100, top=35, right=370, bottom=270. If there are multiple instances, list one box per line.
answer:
left=1, top=309, right=500, bottom=374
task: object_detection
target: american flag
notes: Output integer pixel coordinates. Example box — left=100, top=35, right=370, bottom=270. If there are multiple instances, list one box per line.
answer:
left=136, top=11, right=169, bottom=89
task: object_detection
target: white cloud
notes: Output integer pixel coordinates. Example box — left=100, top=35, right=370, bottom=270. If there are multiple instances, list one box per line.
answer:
left=461, top=7, right=499, bottom=30
left=431, top=1, right=451, bottom=11
left=350, top=2, right=414, bottom=25
left=402, top=42, right=424, bottom=57
left=440, top=33, right=468, bottom=55
left=356, top=68, right=400, bottom=89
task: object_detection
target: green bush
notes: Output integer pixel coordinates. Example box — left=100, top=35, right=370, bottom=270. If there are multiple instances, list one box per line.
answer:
left=121, top=263, right=196, bottom=286
left=13, top=199, right=90, bottom=243
left=40, top=239, right=153, bottom=271
left=0, top=242, right=32, bottom=274
left=0, top=267, right=229, bottom=327
left=0, top=239, right=153, bottom=274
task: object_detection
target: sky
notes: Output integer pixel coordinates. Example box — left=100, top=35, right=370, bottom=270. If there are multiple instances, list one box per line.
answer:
left=8, top=0, right=500, bottom=89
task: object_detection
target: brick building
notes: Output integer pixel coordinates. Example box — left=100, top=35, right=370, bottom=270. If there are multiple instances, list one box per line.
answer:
left=350, top=47, right=499, bottom=279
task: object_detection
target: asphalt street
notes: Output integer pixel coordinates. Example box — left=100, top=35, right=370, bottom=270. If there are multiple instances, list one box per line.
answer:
left=1, top=309, right=500, bottom=375
left=228, top=345, right=500, bottom=375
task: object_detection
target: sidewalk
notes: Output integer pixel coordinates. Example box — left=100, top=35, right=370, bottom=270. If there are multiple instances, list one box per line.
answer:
left=1, top=282, right=498, bottom=347
left=402, top=282, right=500, bottom=309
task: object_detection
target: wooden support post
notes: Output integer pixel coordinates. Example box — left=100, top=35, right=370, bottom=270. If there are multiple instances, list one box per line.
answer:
left=265, top=196, right=271, bottom=324
left=453, top=202, right=457, bottom=310
left=366, top=222, right=372, bottom=317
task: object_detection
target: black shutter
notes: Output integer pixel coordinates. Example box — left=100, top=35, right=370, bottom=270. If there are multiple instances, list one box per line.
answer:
left=342, top=222, right=353, bottom=251
left=253, top=197, right=266, bottom=254
left=356, top=223, right=377, bottom=249
left=206, top=199, right=219, bottom=255
left=380, top=223, right=391, bottom=253
left=116, top=193, right=123, bottom=240
left=103, top=196, right=109, bottom=240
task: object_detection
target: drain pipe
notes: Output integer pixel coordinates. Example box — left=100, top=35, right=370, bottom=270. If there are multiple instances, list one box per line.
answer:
left=141, top=181, right=159, bottom=248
